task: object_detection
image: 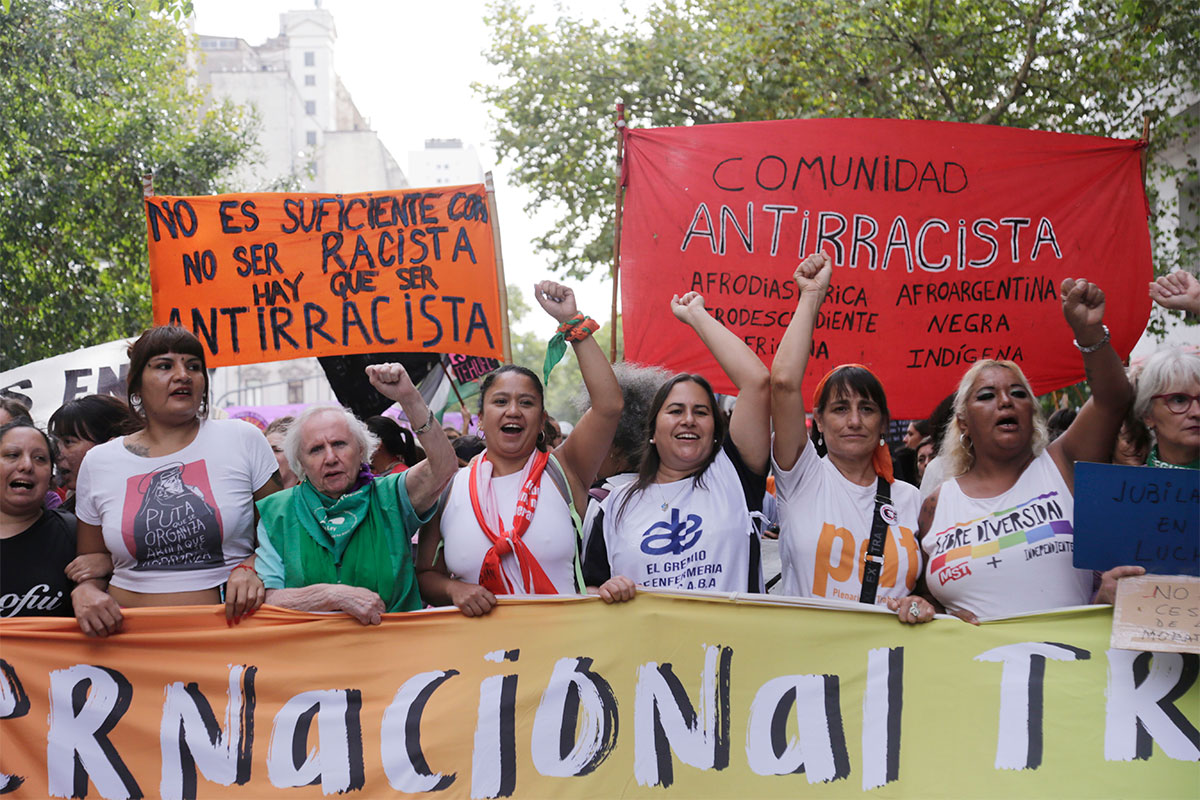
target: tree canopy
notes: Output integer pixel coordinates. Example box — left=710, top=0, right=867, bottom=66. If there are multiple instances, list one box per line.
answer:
left=479, top=0, right=1199, bottom=281
left=0, top=0, right=256, bottom=370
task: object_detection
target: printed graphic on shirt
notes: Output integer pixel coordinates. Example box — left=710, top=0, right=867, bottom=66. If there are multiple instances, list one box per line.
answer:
left=120, top=461, right=225, bottom=570
left=812, top=523, right=920, bottom=601
left=926, top=490, right=1070, bottom=587
left=0, top=584, right=68, bottom=617
left=638, top=508, right=723, bottom=589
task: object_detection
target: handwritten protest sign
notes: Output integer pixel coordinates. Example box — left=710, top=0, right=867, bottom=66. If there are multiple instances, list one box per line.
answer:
left=447, top=352, right=501, bottom=383
left=1112, top=575, right=1200, bottom=654
left=145, top=186, right=503, bottom=367
left=619, top=120, right=1152, bottom=417
left=1074, top=463, right=1200, bottom=576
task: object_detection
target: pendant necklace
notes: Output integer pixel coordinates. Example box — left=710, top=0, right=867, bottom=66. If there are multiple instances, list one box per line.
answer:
left=655, top=479, right=689, bottom=512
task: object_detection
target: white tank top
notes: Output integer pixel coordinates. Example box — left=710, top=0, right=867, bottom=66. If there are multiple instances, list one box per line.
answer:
left=923, top=450, right=1092, bottom=618
left=440, top=464, right=579, bottom=595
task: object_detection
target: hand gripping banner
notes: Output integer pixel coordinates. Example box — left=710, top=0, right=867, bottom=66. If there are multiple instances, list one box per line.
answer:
left=619, top=119, right=1152, bottom=417
left=1, top=595, right=1196, bottom=798
left=145, top=185, right=503, bottom=367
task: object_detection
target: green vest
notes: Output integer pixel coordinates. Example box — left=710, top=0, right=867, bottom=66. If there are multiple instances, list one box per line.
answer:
left=257, top=473, right=423, bottom=612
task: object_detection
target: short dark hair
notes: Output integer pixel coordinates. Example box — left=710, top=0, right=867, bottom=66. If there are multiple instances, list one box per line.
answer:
left=0, top=397, right=33, bottom=425
left=810, top=366, right=890, bottom=454
left=366, top=415, right=416, bottom=466
left=126, top=326, right=210, bottom=417
left=452, top=434, right=486, bottom=462
left=49, top=395, right=141, bottom=444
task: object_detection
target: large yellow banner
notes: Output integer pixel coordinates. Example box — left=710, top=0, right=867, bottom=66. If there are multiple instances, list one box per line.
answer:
left=1, top=594, right=1196, bottom=798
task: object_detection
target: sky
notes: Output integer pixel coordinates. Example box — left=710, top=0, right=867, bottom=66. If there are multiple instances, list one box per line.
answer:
left=190, top=0, right=626, bottom=333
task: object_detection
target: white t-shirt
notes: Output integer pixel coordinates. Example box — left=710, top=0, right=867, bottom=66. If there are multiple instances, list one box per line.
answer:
left=75, top=419, right=277, bottom=593
left=923, top=449, right=1091, bottom=618
left=439, top=463, right=579, bottom=595
left=597, top=447, right=761, bottom=593
left=775, top=443, right=922, bottom=604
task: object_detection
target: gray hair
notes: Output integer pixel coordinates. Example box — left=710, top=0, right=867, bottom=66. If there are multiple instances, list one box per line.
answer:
left=574, top=361, right=673, bottom=468
left=940, top=359, right=1048, bottom=478
left=1133, top=346, right=1200, bottom=423
left=284, top=405, right=378, bottom=480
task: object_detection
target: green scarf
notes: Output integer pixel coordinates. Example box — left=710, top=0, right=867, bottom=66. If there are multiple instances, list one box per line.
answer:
left=1146, top=446, right=1200, bottom=470
left=258, top=475, right=422, bottom=612
left=297, top=478, right=373, bottom=563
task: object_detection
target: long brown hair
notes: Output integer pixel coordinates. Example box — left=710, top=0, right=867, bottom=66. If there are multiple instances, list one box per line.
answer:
left=613, top=374, right=727, bottom=524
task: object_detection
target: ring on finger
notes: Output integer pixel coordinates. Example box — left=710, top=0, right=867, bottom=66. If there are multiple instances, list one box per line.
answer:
left=908, top=600, right=921, bottom=618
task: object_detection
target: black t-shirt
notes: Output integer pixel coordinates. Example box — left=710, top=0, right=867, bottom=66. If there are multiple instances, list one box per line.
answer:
left=0, top=509, right=77, bottom=617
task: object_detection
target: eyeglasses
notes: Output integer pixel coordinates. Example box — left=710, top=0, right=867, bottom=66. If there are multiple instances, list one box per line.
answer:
left=1151, top=393, right=1200, bottom=414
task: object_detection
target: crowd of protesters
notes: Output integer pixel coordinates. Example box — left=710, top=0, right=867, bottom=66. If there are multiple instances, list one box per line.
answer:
left=1, top=268, right=1197, bottom=630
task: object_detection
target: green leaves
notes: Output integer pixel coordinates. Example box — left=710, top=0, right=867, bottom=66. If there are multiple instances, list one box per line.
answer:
left=0, top=0, right=256, bottom=370
left=479, top=0, right=1198, bottom=290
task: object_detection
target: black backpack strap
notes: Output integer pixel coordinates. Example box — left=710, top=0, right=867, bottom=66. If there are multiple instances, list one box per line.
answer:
left=859, top=475, right=892, bottom=605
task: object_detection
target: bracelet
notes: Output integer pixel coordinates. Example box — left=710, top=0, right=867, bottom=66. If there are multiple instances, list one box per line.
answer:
left=232, top=564, right=257, bottom=574
left=1073, top=324, right=1109, bottom=354
left=413, top=407, right=437, bottom=436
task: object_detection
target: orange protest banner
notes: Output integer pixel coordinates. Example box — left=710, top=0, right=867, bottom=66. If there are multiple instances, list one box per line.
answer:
left=145, top=186, right=502, bottom=367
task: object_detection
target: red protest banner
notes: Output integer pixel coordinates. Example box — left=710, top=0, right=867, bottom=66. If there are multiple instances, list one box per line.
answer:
left=146, top=186, right=503, bottom=367
left=619, top=119, right=1152, bottom=418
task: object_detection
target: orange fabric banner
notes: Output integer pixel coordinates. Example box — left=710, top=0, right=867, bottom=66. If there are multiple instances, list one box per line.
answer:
left=145, top=186, right=502, bottom=367
left=1, top=596, right=1196, bottom=798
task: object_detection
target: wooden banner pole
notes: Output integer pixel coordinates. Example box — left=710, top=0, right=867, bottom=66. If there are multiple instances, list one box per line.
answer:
left=608, top=102, right=627, bottom=364
left=484, top=171, right=513, bottom=364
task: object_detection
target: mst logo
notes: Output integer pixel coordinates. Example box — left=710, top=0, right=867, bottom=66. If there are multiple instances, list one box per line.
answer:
left=641, top=508, right=703, bottom=556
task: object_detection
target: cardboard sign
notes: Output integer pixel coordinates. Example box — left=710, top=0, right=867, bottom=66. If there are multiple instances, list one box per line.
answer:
left=1074, top=462, right=1200, bottom=575
left=619, top=119, right=1152, bottom=418
left=1112, top=575, right=1200, bottom=653
left=145, top=186, right=503, bottom=367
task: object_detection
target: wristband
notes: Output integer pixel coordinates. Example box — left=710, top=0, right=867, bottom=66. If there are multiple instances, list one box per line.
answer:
left=232, top=564, right=257, bottom=575
left=1073, top=324, right=1109, bottom=354
left=543, top=312, right=599, bottom=383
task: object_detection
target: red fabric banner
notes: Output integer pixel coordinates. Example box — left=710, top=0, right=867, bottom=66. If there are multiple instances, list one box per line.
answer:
left=619, top=119, right=1152, bottom=418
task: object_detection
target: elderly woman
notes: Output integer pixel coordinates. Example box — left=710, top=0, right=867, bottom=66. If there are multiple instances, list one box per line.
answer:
left=893, top=278, right=1131, bottom=623
left=254, top=364, right=456, bottom=625
left=72, top=327, right=282, bottom=636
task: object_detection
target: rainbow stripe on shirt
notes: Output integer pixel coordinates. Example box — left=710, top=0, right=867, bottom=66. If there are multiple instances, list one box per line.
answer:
left=927, top=490, right=1072, bottom=573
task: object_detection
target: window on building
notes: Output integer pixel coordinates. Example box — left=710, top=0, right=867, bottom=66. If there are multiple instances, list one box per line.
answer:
left=304, top=74, right=316, bottom=86
left=304, top=51, right=315, bottom=67
left=306, top=131, right=317, bottom=146
left=287, top=380, right=304, bottom=405
left=305, top=101, right=316, bottom=115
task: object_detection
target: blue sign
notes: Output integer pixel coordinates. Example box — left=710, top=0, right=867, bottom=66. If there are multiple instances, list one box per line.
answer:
left=1073, top=462, right=1199, bottom=575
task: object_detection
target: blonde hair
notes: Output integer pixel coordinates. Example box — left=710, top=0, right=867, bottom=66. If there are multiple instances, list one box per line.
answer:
left=940, top=360, right=1048, bottom=477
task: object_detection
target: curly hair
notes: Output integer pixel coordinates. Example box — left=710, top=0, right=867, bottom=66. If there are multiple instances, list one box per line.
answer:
left=940, top=360, right=1048, bottom=478
left=573, top=361, right=673, bottom=471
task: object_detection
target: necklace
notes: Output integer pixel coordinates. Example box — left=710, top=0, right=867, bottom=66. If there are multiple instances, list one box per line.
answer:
left=654, top=480, right=690, bottom=511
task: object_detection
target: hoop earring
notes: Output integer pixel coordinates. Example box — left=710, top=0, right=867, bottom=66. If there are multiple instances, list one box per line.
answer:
left=130, top=393, right=143, bottom=416
left=537, top=430, right=546, bottom=446
left=959, top=431, right=971, bottom=449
